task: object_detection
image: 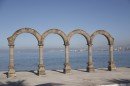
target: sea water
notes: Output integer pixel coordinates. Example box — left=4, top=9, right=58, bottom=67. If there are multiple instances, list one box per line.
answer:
left=0, top=49, right=130, bottom=71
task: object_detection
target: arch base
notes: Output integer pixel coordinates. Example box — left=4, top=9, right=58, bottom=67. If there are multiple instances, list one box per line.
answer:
left=63, top=63, right=71, bottom=74
left=108, top=62, right=116, bottom=71
left=87, top=65, right=95, bottom=72
left=37, top=64, right=45, bottom=75
left=8, top=68, right=16, bottom=78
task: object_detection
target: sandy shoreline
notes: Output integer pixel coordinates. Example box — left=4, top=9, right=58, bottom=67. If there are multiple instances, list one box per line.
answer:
left=0, top=67, right=130, bottom=86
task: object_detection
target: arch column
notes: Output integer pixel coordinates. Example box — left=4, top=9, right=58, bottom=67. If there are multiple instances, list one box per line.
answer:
left=108, top=44, right=116, bottom=71
left=8, top=45, right=16, bottom=77
left=38, top=44, right=45, bottom=75
left=63, top=42, right=71, bottom=74
left=87, top=44, right=95, bottom=72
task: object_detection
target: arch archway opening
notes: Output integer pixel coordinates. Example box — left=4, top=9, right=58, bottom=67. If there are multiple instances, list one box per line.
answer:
left=92, top=35, right=109, bottom=69
left=14, top=33, right=39, bottom=71
left=44, top=34, right=65, bottom=70
left=69, top=34, right=88, bottom=70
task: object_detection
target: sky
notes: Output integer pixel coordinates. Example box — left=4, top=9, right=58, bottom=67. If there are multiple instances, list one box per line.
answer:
left=0, top=0, right=130, bottom=49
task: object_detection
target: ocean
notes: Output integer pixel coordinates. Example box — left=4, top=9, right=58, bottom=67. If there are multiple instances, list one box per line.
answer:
left=0, top=49, right=130, bottom=71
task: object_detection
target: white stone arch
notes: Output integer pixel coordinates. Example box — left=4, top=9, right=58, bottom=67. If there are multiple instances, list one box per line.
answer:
left=7, top=28, right=44, bottom=78
left=42, top=29, right=71, bottom=73
left=68, top=29, right=94, bottom=72
left=91, top=30, right=116, bottom=71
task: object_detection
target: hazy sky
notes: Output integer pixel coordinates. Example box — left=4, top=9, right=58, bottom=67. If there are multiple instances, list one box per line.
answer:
left=0, top=0, right=130, bottom=49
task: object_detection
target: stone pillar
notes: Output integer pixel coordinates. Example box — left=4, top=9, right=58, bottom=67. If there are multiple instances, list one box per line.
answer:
left=8, top=45, right=16, bottom=78
left=38, top=45, right=45, bottom=75
left=63, top=43, right=71, bottom=74
left=108, top=44, right=116, bottom=71
left=87, top=44, right=95, bottom=72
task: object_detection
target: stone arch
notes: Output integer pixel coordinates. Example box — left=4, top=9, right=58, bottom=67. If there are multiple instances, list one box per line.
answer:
left=68, top=29, right=90, bottom=44
left=7, top=28, right=42, bottom=46
left=7, top=28, right=43, bottom=77
left=91, top=30, right=114, bottom=45
left=91, top=30, right=116, bottom=71
left=41, top=29, right=71, bottom=73
left=68, top=29, right=95, bottom=72
left=42, top=29, right=68, bottom=45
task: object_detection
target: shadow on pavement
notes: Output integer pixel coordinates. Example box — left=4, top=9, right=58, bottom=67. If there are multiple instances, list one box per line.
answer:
left=0, top=80, right=26, bottom=86
left=36, top=83, right=64, bottom=86
left=108, top=79, right=130, bottom=84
